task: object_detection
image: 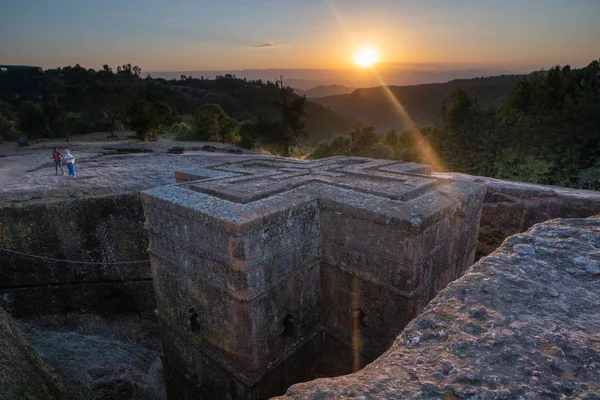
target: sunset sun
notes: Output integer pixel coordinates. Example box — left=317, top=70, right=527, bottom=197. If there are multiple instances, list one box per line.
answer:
left=354, top=48, right=379, bottom=68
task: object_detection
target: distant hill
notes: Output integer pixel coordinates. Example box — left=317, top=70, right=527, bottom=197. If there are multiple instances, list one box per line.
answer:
left=312, top=75, right=526, bottom=133
left=294, top=85, right=356, bottom=98
left=302, top=101, right=361, bottom=145
left=161, top=78, right=362, bottom=145
left=147, top=66, right=519, bottom=90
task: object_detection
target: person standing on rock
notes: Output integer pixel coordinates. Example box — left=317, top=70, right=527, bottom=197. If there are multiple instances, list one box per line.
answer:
left=52, top=147, right=64, bottom=175
left=64, top=150, right=76, bottom=177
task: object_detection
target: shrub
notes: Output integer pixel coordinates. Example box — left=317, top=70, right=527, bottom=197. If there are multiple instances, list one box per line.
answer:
left=369, top=143, right=395, bottom=160
left=309, top=140, right=333, bottom=159
left=578, top=167, right=600, bottom=191
left=173, top=122, right=194, bottom=140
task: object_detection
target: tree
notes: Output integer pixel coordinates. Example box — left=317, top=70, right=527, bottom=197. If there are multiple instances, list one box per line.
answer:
left=19, top=101, right=48, bottom=140
left=329, top=135, right=351, bottom=156
left=309, top=135, right=352, bottom=159
left=268, top=76, right=307, bottom=156
left=150, top=101, right=178, bottom=140
left=117, top=64, right=141, bottom=80
left=435, top=89, right=498, bottom=174
left=382, top=129, right=399, bottom=150
left=309, top=140, right=333, bottom=159
left=349, top=126, right=379, bottom=156
left=0, top=114, right=20, bottom=141
left=43, top=98, right=63, bottom=137
left=238, top=117, right=279, bottom=149
left=124, top=96, right=157, bottom=141
left=90, top=74, right=124, bottom=138
left=369, top=143, right=395, bottom=160
left=0, top=101, right=20, bottom=141
left=194, top=104, right=236, bottom=143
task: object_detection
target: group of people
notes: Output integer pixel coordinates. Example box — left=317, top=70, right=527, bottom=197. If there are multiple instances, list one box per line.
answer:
left=51, top=147, right=76, bottom=177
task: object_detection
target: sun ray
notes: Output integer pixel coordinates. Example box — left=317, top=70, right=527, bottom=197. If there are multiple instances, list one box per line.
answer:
left=324, top=0, right=444, bottom=171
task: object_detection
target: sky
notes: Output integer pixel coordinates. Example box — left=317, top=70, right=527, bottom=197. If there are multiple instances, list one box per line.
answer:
left=0, top=0, right=598, bottom=72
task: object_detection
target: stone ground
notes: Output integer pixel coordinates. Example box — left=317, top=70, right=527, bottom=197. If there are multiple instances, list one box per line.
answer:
left=17, top=313, right=166, bottom=400
left=0, top=131, right=261, bottom=204
left=277, top=216, right=600, bottom=399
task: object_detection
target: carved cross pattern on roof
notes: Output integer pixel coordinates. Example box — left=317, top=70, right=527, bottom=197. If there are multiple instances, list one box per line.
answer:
left=176, top=157, right=436, bottom=204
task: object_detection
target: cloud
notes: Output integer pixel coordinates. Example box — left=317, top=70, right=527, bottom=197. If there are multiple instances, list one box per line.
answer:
left=253, top=43, right=284, bottom=48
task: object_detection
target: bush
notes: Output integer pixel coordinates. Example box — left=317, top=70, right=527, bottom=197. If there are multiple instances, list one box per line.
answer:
left=0, top=114, right=21, bottom=141
left=193, top=104, right=237, bottom=143
left=62, top=112, right=93, bottom=135
left=19, top=101, right=49, bottom=139
left=350, top=127, right=380, bottom=156
left=369, top=143, right=395, bottom=160
left=495, top=150, right=553, bottom=184
left=578, top=167, right=600, bottom=191
left=237, top=133, right=256, bottom=149
left=288, top=145, right=313, bottom=158
left=309, top=140, right=333, bottom=159
left=173, top=122, right=194, bottom=140
left=329, top=136, right=351, bottom=156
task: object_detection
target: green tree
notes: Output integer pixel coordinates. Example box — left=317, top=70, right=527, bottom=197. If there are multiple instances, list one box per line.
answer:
left=495, top=149, right=553, bottom=183
left=433, top=89, right=499, bottom=174
left=124, top=97, right=157, bottom=141
left=309, top=140, right=333, bottom=159
left=19, top=101, right=48, bottom=140
left=269, top=76, right=307, bottom=156
left=0, top=101, right=20, bottom=141
left=382, top=129, right=399, bottom=150
left=329, top=135, right=351, bottom=156
left=237, top=117, right=279, bottom=149
left=309, top=135, right=352, bottom=159
left=349, top=126, right=379, bottom=156
left=93, top=84, right=124, bottom=138
left=194, top=104, right=236, bottom=143
left=369, top=143, right=395, bottom=160
left=149, top=101, right=178, bottom=140
left=0, top=114, right=19, bottom=141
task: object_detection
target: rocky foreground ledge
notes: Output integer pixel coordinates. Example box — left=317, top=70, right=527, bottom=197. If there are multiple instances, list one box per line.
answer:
left=277, top=216, right=600, bottom=399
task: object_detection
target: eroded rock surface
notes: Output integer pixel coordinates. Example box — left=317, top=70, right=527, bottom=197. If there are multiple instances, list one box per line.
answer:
left=0, top=307, right=65, bottom=400
left=435, top=172, right=600, bottom=258
left=18, top=313, right=166, bottom=400
left=277, top=216, right=600, bottom=399
left=0, top=193, right=154, bottom=318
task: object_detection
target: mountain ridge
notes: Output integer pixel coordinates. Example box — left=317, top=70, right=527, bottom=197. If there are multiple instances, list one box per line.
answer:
left=311, top=74, right=527, bottom=133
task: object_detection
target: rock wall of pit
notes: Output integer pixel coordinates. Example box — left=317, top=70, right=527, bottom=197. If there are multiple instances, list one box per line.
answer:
left=436, top=173, right=600, bottom=258
left=0, top=193, right=154, bottom=317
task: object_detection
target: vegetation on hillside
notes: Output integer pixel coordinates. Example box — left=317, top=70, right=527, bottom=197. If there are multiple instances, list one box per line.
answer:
left=311, top=59, right=600, bottom=190
left=0, top=64, right=358, bottom=148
